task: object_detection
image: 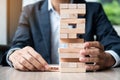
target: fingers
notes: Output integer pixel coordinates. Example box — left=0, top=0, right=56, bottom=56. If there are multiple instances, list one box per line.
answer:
left=11, top=50, right=35, bottom=71
left=23, top=46, right=49, bottom=69
left=86, top=64, right=100, bottom=71
left=84, top=41, right=104, bottom=50
left=21, top=52, right=43, bottom=71
left=79, top=57, right=99, bottom=63
left=12, top=56, right=28, bottom=71
left=79, top=42, right=104, bottom=71
left=80, top=48, right=102, bottom=56
left=9, top=46, right=49, bottom=71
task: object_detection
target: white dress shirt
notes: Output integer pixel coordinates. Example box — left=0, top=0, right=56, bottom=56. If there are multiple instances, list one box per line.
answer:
left=48, top=0, right=120, bottom=65
left=7, top=0, right=120, bottom=66
left=49, top=0, right=60, bottom=64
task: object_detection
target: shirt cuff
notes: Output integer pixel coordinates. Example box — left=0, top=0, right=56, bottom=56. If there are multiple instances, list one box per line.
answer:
left=105, top=50, right=120, bottom=67
left=6, top=48, right=21, bottom=67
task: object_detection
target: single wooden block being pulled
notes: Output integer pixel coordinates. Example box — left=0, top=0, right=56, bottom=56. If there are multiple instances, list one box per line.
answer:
left=46, top=65, right=59, bottom=72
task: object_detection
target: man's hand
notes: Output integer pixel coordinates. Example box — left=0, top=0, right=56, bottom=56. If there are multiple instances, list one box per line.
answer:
left=79, top=41, right=116, bottom=71
left=9, top=46, right=49, bottom=71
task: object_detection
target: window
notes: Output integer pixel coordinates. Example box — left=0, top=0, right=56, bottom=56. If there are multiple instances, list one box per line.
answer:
left=22, top=0, right=40, bottom=7
left=0, top=0, right=7, bottom=45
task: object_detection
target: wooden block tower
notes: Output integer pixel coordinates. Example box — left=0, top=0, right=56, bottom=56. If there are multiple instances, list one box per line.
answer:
left=59, top=3, right=86, bottom=72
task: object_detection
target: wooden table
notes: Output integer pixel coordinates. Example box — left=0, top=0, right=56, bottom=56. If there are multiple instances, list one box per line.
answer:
left=0, top=66, right=120, bottom=80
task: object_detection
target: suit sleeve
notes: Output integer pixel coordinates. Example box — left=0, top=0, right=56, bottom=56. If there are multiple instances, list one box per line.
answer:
left=11, top=5, right=34, bottom=49
left=5, top=6, right=34, bottom=66
left=94, top=3, right=120, bottom=58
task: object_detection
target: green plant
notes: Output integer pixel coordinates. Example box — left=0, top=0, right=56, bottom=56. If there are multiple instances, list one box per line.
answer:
left=102, top=1, right=120, bottom=25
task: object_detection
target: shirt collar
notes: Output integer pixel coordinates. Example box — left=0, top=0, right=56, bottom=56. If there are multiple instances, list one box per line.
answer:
left=48, top=0, right=74, bottom=11
left=48, top=0, right=54, bottom=11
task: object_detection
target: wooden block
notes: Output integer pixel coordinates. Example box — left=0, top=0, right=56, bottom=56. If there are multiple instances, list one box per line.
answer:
left=60, top=23, right=68, bottom=29
left=60, top=19, right=85, bottom=24
left=61, top=14, right=78, bottom=19
left=60, top=4, right=68, bottom=9
left=68, top=34, right=77, bottom=38
left=59, top=53, right=80, bottom=58
left=60, top=62, right=77, bottom=68
left=77, top=63, right=86, bottom=68
left=60, top=39, right=84, bottom=43
left=68, top=4, right=77, bottom=9
left=60, top=34, right=68, bottom=39
left=46, top=65, right=59, bottom=72
left=60, top=28, right=85, bottom=34
left=59, top=43, right=68, bottom=48
left=69, top=14, right=78, bottom=19
left=77, top=4, right=86, bottom=9
left=59, top=48, right=82, bottom=53
left=77, top=24, right=85, bottom=29
left=68, top=43, right=84, bottom=48
left=60, top=67, right=86, bottom=72
left=60, top=14, right=69, bottom=19
left=60, top=62, right=86, bottom=68
left=60, top=9, right=86, bottom=15
left=60, top=58, right=80, bottom=62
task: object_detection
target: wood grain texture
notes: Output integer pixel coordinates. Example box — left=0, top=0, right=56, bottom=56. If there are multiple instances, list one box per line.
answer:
left=59, top=48, right=82, bottom=53
left=60, top=19, right=85, bottom=24
left=60, top=67, right=86, bottom=73
left=68, top=4, right=77, bottom=9
left=60, top=58, right=80, bottom=62
left=68, top=34, right=77, bottom=39
left=59, top=53, right=80, bottom=58
left=60, top=28, right=85, bottom=34
left=60, top=34, right=68, bottom=39
left=60, top=9, right=86, bottom=14
left=60, top=39, right=84, bottom=43
left=60, top=4, right=68, bottom=9
left=68, top=43, right=84, bottom=48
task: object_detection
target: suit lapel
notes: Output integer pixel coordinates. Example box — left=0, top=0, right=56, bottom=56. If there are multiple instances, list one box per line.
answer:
left=35, top=0, right=51, bottom=63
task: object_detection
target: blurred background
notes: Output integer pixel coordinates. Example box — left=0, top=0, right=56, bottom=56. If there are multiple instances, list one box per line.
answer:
left=0, top=0, right=120, bottom=64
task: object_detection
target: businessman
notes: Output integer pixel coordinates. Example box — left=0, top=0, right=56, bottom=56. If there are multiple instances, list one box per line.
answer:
left=6, top=0, right=120, bottom=71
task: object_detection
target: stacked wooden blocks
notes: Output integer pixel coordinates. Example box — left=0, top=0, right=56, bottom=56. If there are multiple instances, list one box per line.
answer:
left=59, top=3, right=86, bottom=72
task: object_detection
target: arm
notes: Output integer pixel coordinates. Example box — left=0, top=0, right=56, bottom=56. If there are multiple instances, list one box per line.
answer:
left=79, top=3, right=120, bottom=71
left=94, top=3, right=120, bottom=67
left=7, top=5, right=49, bottom=71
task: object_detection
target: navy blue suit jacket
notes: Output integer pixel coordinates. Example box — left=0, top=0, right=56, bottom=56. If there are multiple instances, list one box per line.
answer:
left=6, top=0, right=120, bottom=64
